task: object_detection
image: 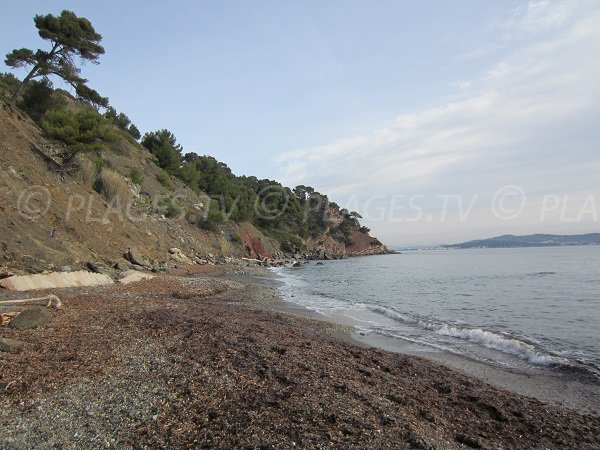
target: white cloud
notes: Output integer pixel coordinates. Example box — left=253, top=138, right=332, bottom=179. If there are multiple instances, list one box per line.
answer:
left=276, top=4, right=600, bottom=244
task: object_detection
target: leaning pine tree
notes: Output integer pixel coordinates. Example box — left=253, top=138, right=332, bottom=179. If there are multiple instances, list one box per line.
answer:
left=5, top=10, right=108, bottom=108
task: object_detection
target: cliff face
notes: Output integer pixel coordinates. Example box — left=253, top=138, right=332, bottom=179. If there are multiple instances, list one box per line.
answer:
left=306, top=227, right=388, bottom=259
left=0, top=98, right=388, bottom=272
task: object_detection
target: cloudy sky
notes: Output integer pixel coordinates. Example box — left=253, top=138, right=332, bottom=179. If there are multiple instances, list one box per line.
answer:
left=2, top=1, right=599, bottom=245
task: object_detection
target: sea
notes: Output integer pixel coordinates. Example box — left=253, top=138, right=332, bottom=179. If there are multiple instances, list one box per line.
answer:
left=272, top=246, right=600, bottom=381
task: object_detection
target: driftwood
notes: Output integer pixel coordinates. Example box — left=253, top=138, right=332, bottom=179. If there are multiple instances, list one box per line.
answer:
left=242, top=257, right=265, bottom=263
left=0, top=294, right=62, bottom=309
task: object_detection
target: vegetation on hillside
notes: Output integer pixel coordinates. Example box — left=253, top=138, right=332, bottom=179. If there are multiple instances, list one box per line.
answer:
left=1, top=10, right=379, bottom=254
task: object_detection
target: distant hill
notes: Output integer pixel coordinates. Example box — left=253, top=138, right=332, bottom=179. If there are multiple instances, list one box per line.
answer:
left=444, top=233, right=600, bottom=249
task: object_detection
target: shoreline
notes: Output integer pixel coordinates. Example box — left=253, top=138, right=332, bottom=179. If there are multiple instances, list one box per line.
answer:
left=267, top=266, right=600, bottom=416
left=1, top=264, right=599, bottom=448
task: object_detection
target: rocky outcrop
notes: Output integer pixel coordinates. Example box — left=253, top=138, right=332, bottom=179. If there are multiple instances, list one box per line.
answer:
left=345, top=230, right=389, bottom=256
left=125, top=249, right=150, bottom=268
left=305, top=229, right=389, bottom=260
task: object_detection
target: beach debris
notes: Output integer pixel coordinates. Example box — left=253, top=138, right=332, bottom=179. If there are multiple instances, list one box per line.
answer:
left=0, top=337, right=25, bottom=353
left=8, top=307, right=51, bottom=330
left=0, top=271, right=112, bottom=291
left=119, top=270, right=155, bottom=285
left=0, top=294, right=62, bottom=309
left=1, top=312, right=19, bottom=326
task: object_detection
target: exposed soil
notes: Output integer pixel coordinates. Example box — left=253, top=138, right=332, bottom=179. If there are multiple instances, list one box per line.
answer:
left=1, top=266, right=599, bottom=449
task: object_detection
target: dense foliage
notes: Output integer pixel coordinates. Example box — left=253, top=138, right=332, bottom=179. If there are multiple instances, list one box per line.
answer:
left=138, top=126, right=364, bottom=244
left=41, top=108, right=117, bottom=163
left=141, top=129, right=183, bottom=174
left=104, top=107, right=141, bottom=140
left=16, top=78, right=66, bottom=122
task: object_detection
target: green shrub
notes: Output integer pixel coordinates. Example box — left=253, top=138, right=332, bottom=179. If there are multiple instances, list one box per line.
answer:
left=17, top=78, right=65, bottom=122
left=94, top=157, right=107, bottom=173
left=231, top=233, right=243, bottom=244
left=128, top=168, right=143, bottom=185
left=197, top=199, right=225, bottom=231
left=156, top=170, right=172, bottom=188
left=264, top=228, right=305, bottom=253
left=165, top=202, right=182, bottom=219
left=41, top=108, right=118, bottom=163
left=0, top=72, right=20, bottom=92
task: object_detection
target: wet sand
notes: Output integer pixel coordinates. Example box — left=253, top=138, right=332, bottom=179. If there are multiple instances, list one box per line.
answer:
left=1, top=265, right=599, bottom=449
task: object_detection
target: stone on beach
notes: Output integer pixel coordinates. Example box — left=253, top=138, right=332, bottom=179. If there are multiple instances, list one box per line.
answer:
left=0, top=271, right=113, bottom=291
left=0, top=337, right=25, bottom=353
left=8, top=307, right=51, bottom=329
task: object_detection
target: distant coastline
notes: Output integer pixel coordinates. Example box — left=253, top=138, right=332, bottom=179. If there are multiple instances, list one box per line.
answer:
left=443, top=233, right=600, bottom=249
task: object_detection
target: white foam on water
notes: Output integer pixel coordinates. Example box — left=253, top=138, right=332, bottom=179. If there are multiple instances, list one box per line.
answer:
left=273, top=268, right=576, bottom=369
left=434, top=324, right=568, bottom=366
left=365, top=304, right=568, bottom=366
left=364, top=304, right=416, bottom=324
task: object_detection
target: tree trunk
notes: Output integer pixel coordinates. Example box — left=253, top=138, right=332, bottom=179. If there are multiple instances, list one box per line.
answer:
left=9, top=43, right=60, bottom=103
left=9, top=67, right=39, bottom=103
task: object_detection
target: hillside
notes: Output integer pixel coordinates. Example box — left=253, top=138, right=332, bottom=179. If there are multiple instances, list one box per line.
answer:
left=0, top=85, right=387, bottom=274
left=444, top=233, right=600, bottom=249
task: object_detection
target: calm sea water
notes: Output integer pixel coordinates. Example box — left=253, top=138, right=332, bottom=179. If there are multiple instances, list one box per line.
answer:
left=273, top=247, right=600, bottom=377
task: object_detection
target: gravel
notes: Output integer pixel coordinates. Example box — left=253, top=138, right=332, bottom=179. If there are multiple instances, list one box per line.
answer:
left=1, top=266, right=599, bottom=449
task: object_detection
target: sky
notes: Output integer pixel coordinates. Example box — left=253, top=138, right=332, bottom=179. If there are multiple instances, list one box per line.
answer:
left=2, top=1, right=599, bottom=246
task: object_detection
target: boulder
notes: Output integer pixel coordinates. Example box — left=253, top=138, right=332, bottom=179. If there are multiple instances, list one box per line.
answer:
left=119, top=270, right=155, bottom=285
left=0, top=271, right=113, bottom=291
left=125, top=249, right=150, bottom=267
left=8, top=307, right=51, bottom=329
left=0, top=337, right=25, bottom=353
left=169, top=248, right=192, bottom=264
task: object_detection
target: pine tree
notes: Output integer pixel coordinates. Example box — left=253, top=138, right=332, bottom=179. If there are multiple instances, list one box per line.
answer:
left=5, top=10, right=108, bottom=108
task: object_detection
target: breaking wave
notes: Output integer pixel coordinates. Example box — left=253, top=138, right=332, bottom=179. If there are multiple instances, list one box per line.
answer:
left=366, top=304, right=568, bottom=366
